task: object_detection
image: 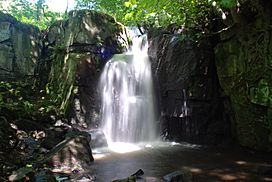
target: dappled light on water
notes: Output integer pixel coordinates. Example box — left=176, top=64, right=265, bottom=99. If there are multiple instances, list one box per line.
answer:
left=92, top=142, right=272, bottom=181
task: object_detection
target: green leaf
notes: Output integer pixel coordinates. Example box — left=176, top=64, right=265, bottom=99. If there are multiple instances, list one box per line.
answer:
left=124, top=12, right=133, bottom=20
left=219, top=0, right=236, bottom=8
left=124, top=1, right=131, bottom=7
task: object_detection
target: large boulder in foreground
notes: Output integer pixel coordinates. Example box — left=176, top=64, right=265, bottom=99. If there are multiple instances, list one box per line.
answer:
left=49, top=133, right=94, bottom=174
left=0, top=12, right=42, bottom=80
left=42, top=10, right=131, bottom=128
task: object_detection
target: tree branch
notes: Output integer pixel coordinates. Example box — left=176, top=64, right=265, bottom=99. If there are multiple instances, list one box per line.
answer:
left=210, top=23, right=236, bottom=35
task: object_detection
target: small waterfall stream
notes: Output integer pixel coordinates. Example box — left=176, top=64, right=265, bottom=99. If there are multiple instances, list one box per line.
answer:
left=98, top=35, right=157, bottom=146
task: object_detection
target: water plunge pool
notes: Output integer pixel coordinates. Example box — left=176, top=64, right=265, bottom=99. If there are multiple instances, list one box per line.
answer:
left=91, top=142, right=272, bottom=181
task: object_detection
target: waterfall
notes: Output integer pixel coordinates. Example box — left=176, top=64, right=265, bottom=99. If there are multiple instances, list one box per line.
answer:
left=98, top=35, right=157, bottom=144
left=179, top=89, right=190, bottom=117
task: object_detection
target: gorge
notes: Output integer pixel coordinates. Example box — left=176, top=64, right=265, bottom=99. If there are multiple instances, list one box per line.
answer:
left=0, top=0, right=272, bottom=181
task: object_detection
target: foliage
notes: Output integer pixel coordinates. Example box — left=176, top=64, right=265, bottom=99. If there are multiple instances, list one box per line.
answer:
left=0, top=0, right=238, bottom=32
left=0, top=79, right=63, bottom=180
left=0, top=80, right=61, bottom=120
left=75, top=0, right=237, bottom=35
left=0, top=0, right=65, bottom=29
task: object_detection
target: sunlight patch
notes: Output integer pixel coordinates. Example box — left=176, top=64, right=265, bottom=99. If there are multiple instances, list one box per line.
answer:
left=108, top=142, right=141, bottom=153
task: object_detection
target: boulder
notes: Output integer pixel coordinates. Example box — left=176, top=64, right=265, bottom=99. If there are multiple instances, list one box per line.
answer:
left=48, top=132, right=94, bottom=174
left=46, top=10, right=130, bottom=53
left=163, top=170, right=193, bottom=182
left=43, top=10, right=130, bottom=128
left=88, top=129, right=108, bottom=148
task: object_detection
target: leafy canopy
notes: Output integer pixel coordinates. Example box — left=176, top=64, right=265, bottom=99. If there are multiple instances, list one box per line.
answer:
left=75, top=0, right=237, bottom=32
left=0, top=0, right=236, bottom=31
left=0, top=0, right=65, bottom=29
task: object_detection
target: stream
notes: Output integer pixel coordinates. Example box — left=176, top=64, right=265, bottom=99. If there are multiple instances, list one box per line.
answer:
left=91, top=142, right=272, bottom=181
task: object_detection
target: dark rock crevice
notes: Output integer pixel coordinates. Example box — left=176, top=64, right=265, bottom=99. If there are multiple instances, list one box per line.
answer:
left=148, top=30, right=233, bottom=145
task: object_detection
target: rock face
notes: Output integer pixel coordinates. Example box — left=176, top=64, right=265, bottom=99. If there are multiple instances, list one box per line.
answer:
left=43, top=10, right=130, bottom=128
left=214, top=0, right=272, bottom=151
left=0, top=12, right=42, bottom=80
left=148, top=30, right=232, bottom=145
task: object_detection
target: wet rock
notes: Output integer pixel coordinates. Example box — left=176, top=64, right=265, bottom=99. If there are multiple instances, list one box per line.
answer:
left=49, top=132, right=94, bottom=174
left=72, top=174, right=96, bottom=182
left=163, top=170, right=193, bottom=182
left=131, top=169, right=144, bottom=177
left=112, top=169, right=144, bottom=182
left=88, top=129, right=108, bottom=148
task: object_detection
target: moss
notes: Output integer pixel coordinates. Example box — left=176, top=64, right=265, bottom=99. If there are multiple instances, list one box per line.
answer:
left=47, top=53, right=77, bottom=114
left=250, top=79, right=270, bottom=106
left=46, top=52, right=103, bottom=115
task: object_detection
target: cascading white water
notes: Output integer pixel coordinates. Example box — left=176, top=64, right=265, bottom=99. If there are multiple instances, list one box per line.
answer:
left=99, top=35, right=157, bottom=145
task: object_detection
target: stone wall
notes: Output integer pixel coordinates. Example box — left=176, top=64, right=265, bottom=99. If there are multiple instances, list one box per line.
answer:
left=148, top=30, right=233, bottom=145
left=0, top=12, right=42, bottom=80
left=214, top=0, right=272, bottom=151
